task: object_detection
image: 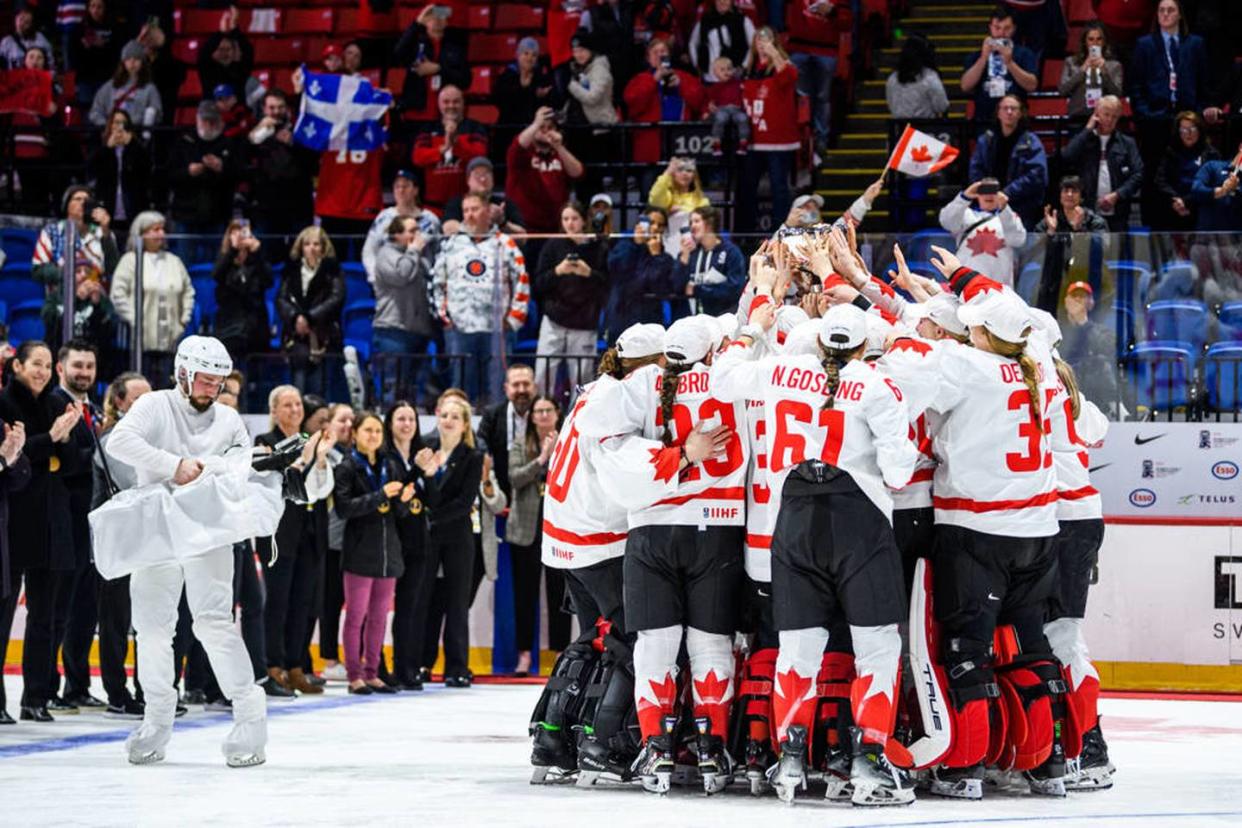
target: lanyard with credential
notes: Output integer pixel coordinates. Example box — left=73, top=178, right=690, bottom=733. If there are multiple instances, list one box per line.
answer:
left=353, top=450, right=391, bottom=514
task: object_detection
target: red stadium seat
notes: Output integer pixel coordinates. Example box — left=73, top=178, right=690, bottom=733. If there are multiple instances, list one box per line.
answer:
left=467, top=6, right=493, bottom=30
left=361, top=68, right=383, bottom=87
left=252, top=37, right=307, bottom=66
left=468, top=33, right=522, bottom=64
left=386, top=67, right=408, bottom=93
left=467, top=103, right=499, bottom=124
left=466, top=65, right=494, bottom=99
left=1067, top=0, right=1095, bottom=24
left=336, top=8, right=360, bottom=35
left=283, top=8, right=335, bottom=35
left=178, top=71, right=203, bottom=102
left=494, top=5, right=544, bottom=31
left=171, top=38, right=201, bottom=65
left=1027, top=97, right=1068, bottom=118
left=175, top=9, right=222, bottom=36
left=174, top=105, right=199, bottom=126
left=1042, top=59, right=1064, bottom=90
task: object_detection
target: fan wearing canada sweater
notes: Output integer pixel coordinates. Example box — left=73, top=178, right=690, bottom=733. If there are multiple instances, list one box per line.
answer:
left=574, top=315, right=747, bottom=796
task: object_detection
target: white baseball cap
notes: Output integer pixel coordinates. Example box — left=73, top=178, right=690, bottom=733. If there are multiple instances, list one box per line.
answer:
left=957, top=289, right=1033, bottom=344
left=664, top=316, right=717, bottom=365
left=775, top=304, right=810, bottom=339
left=714, top=312, right=740, bottom=341
left=906, top=292, right=967, bottom=337
left=615, top=323, right=665, bottom=359
left=1027, top=307, right=1063, bottom=348
left=863, top=313, right=894, bottom=360
left=783, top=319, right=822, bottom=356
left=818, top=303, right=869, bottom=350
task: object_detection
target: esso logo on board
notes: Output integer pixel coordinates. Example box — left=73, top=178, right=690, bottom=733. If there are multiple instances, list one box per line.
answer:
left=1211, top=461, right=1239, bottom=481
left=1128, top=488, right=1157, bottom=508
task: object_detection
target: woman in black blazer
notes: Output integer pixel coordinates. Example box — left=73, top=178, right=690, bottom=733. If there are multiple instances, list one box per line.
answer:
left=0, top=341, right=82, bottom=722
left=384, top=400, right=430, bottom=690
left=0, top=417, right=31, bottom=723
left=413, top=395, right=483, bottom=687
left=277, top=226, right=345, bottom=395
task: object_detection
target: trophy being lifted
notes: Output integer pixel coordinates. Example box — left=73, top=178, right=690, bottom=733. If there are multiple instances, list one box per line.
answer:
left=773, top=221, right=839, bottom=294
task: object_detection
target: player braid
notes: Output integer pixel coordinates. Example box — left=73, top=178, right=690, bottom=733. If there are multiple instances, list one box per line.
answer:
left=987, top=329, right=1043, bottom=433
left=659, top=363, right=693, bottom=446
left=1054, top=357, right=1082, bottom=420
left=818, top=344, right=853, bottom=411
left=597, top=347, right=623, bottom=379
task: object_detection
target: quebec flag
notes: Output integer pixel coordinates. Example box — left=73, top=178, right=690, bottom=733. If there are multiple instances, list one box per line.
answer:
left=293, top=68, right=392, bottom=152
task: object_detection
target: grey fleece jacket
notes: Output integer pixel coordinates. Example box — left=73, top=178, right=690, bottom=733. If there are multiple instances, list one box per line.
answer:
left=373, top=240, right=435, bottom=338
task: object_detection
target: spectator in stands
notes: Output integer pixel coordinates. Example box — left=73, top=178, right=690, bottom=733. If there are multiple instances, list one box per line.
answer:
left=0, top=340, right=79, bottom=723
left=603, top=210, right=676, bottom=342
left=1001, top=0, right=1067, bottom=65
left=938, top=177, right=1028, bottom=287
left=533, top=202, right=610, bottom=397
left=579, top=0, right=635, bottom=103
left=68, top=0, right=119, bottom=108
left=411, top=84, right=489, bottom=214
left=278, top=226, right=345, bottom=395
left=505, top=107, right=586, bottom=236
left=133, top=20, right=181, bottom=129
left=674, top=205, right=745, bottom=316
left=196, top=7, right=254, bottom=109
left=87, top=40, right=162, bottom=129
left=1034, top=176, right=1110, bottom=312
left=10, top=47, right=61, bottom=215
left=432, top=193, right=530, bottom=403
left=785, top=0, right=842, bottom=159
left=213, top=84, right=254, bottom=140
left=647, top=157, right=710, bottom=230
left=32, top=186, right=119, bottom=334
left=689, top=0, right=755, bottom=77
left=623, top=37, right=705, bottom=175
left=1060, top=95, right=1144, bottom=231
left=342, top=41, right=364, bottom=77
left=738, top=28, right=799, bottom=233
left=886, top=33, right=950, bottom=120
left=321, top=43, right=344, bottom=74
left=704, top=56, right=750, bottom=155
left=0, top=7, right=53, bottom=70
left=493, top=37, right=556, bottom=153
left=968, top=94, right=1048, bottom=228
left=505, top=394, right=568, bottom=676
left=1059, top=22, right=1125, bottom=121
left=1190, top=141, right=1242, bottom=231
left=559, top=28, right=618, bottom=196
left=247, top=90, right=317, bottom=253
left=87, top=109, right=150, bottom=238
left=212, top=220, right=273, bottom=363
left=110, top=211, right=194, bottom=355
left=393, top=4, right=471, bottom=124
left=45, top=262, right=117, bottom=362
left=363, top=169, right=442, bottom=283
left=1154, top=111, right=1220, bottom=231
left=1094, top=0, right=1157, bottom=55
left=167, top=101, right=238, bottom=260
left=1059, top=280, right=1120, bottom=409
left=373, top=215, right=437, bottom=359
left=960, top=5, right=1037, bottom=124
left=440, top=157, right=527, bottom=237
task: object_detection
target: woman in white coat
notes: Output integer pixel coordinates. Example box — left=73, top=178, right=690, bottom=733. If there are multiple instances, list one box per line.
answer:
left=110, top=210, right=195, bottom=358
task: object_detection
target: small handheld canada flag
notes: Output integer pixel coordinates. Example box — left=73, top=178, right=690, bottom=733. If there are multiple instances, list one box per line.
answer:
left=887, top=125, right=960, bottom=177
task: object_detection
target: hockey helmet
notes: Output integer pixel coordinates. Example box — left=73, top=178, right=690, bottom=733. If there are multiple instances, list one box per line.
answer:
left=175, top=335, right=233, bottom=397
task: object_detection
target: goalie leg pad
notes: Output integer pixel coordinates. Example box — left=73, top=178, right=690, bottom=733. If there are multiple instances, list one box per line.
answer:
left=730, top=647, right=777, bottom=755
left=530, top=639, right=601, bottom=769
left=995, top=660, right=1070, bottom=773
left=942, top=659, right=1001, bottom=769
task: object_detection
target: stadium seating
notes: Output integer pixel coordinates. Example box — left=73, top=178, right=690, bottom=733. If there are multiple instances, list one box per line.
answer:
left=1126, top=340, right=1196, bottom=411
left=7, top=300, right=45, bottom=345
left=343, top=298, right=376, bottom=362
left=0, top=228, right=37, bottom=264
left=1218, top=302, right=1242, bottom=342
left=1204, top=343, right=1242, bottom=413
left=1146, top=299, right=1208, bottom=353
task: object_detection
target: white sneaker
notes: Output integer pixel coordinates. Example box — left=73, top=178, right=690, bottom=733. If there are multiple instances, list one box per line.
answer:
left=321, top=662, right=348, bottom=682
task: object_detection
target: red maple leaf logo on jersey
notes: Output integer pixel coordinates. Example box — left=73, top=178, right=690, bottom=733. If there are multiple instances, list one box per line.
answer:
left=693, top=670, right=731, bottom=705
left=961, top=276, right=1006, bottom=303
left=889, top=337, right=933, bottom=356
left=964, top=226, right=1006, bottom=258
left=647, top=446, right=681, bottom=484
left=910, top=144, right=934, bottom=163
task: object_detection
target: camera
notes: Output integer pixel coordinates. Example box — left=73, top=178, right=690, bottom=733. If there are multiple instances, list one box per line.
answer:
left=590, top=210, right=608, bottom=233
left=989, top=37, right=1012, bottom=50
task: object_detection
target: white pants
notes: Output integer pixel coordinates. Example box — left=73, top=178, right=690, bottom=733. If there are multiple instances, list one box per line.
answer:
left=534, top=317, right=598, bottom=396
left=128, top=546, right=267, bottom=758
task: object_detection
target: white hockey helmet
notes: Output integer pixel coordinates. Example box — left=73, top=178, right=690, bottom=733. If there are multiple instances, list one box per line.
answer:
left=175, top=335, right=233, bottom=396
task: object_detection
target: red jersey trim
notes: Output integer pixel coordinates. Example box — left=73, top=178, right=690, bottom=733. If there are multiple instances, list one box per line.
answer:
left=934, top=491, right=1059, bottom=513
left=542, top=520, right=627, bottom=546
left=746, top=533, right=772, bottom=549
left=906, top=468, right=935, bottom=485
left=654, top=486, right=747, bottom=507
left=1057, top=485, right=1100, bottom=501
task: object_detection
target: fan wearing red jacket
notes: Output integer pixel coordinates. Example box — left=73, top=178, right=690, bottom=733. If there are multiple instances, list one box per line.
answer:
left=737, top=29, right=798, bottom=232
left=623, top=38, right=706, bottom=165
left=411, top=85, right=488, bottom=212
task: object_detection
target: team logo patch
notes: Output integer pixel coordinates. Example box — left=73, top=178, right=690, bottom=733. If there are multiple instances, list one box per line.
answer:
left=465, top=259, right=487, bottom=278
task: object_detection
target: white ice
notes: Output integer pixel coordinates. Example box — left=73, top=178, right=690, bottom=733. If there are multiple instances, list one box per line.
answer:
left=3, top=675, right=1242, bottom=827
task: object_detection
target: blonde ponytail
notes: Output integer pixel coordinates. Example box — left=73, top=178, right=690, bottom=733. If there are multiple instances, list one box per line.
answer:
left=986, top=329, right=1043, bottom=433
left=1055, top=357, right=1082, bottom=421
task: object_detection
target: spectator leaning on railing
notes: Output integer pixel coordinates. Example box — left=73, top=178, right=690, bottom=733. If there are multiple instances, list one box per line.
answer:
left=673, top=205, right=745, bottom=317
left=277, top=227, right=345, bottom=396
left=1059, top=95, right=1144, bottom=232
left=1034, top=176, right=1110, bottom=312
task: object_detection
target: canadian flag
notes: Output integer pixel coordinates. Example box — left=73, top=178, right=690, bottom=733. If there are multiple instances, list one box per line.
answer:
left=887, top=125, right=960, bottom=177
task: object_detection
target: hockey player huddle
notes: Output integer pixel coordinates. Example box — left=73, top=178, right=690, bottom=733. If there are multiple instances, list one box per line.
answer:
left=527, top=224, right=1113, bottom=807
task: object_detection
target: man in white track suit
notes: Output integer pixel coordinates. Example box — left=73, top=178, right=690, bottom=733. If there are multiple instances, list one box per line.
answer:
left=104, top=336, right=268, bottom=767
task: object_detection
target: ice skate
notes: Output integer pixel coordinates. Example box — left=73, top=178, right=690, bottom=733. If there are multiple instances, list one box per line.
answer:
left=635, top=716, right=678, bottom=794
left=125, top=723, right=172, bottom=766
left=530, top=718, right=578, bottom=784
left=1066, top=723, right=1115, bottom=792
left=226, top=751, right=266, bottom=768
left=694, top=718, right=734, bottom=795
left=575, top=735, right=634, bottom=786
left=767, top=724, right=809, bottom=804
left=849, top=730, right=914, bottom=807
left=1024, top=762, right=1068, bottom=798
left=742, top=738, right=775, bottom=796
left=821, top=744, right=855, bottom=802
left=928, top=765, right=984, bottom=800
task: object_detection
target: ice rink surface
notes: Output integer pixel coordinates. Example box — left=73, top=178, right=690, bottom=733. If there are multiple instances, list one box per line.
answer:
left=3, top=675, right=1242, bottom=827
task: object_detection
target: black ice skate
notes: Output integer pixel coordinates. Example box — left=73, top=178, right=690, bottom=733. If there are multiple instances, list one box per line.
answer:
left=849, top=729, right=915, bottom=807
left=574, top=733, right=635, bottom=787
left=1024, top=756, right=1068, bottom=798
left=742, top=736, right=776, bottom=796
left=767, top=724, right=809, bottom=804
left=928, top=764, right=984, bottom=800
left=530, top=723, right=578, bottom=784
left=634, top=717, right=678, bottom=794
left=1066, top=721, right=1115, bottom=792
left=694, top=717, right=734, bottom=795
left=821, top=742, right=855, bottom=802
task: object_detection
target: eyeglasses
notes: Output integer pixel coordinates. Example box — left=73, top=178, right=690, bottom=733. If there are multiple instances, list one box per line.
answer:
left=533, top=407, right=557, bottom=416
left=1179, top=126, right=1199, bottom=134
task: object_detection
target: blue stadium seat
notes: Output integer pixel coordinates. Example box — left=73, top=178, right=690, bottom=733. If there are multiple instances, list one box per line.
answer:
left=1015, top=261, right=1043, bottom=306
left=903, top=229, right=955, bottom=264
left=1218, top=301, right=1242, bottom=342
left=0, top=227, right=38, bottom=264
left=1125, top=340, right=1195, bottom=411
left=343, top=299, right=375, bottom=362
left=0, top=300, right=7, bottom=324
left=1153, top=260, right=1197, bottom=301
left=1111, top=301, right=1136, bottom=354
left=1204, top=343, right=1242, bottom=413
left=8, top=299, right=46, bottom=345
left=191, top=275, right=216, bottom=332
left=1146, top=299, right=1208, bottom=352
left=0, top=269, right=43, bottom=307
left=1107, top=259, right=1153, bottom=312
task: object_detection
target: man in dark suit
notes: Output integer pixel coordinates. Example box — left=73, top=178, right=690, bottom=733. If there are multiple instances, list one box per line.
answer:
left=1059, top=96, right=1145, bottom=231
left=476, top=363, right=535, bottom=499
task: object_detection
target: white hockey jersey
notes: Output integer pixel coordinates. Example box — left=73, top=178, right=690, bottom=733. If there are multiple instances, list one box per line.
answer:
left=575, top=362, right=750, bottom=529
left=1050, top=391, right=1109, bottom=522
left=712, top=345, right=918, bottom=522
left=890, top=411, right=937, bottom=511
left=541, top=379, right=667, bottom=569
left=880, top=334, right=1063, bottom=538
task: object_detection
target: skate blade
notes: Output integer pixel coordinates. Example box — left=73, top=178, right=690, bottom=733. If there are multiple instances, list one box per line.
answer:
left=1066, top=762, right=1116, bottom=792
left=641, top=771, right=672, bottom=794
left=700, top=771, right=731, bottom=795
left=823, top=776, right=854, bottom=802
left=1027, top=778, right=1067, bottom=798
left=772, top=776, right=805, bottom=805
left=851, top=779, right=915, bottom=807
left=530, top=766, right=577, bottom=785
left=226, top=752, right=266, bottom=768
left=928, top=779, right=983, bottom=800
left=128, top=750, right=165, bottom=766
left=746, top=769, right=769, bottom=797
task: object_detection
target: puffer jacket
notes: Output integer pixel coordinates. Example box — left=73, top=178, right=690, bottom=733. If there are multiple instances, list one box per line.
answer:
left=333, top=452, right=408, bottom=579
left=431, top=230, right=529, bottom=334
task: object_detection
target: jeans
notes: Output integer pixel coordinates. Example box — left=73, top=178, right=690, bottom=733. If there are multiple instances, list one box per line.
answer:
left=534, top=318, right=598, bottom=403
left=710, top=105, right=751, bottom=146
left=737, top=150, right=795, bottom=233
left=791, top=52, right=836, bottom=149
left=372, top=327, right=432, bottom=405
left=445, top=329, right=504, bottom=405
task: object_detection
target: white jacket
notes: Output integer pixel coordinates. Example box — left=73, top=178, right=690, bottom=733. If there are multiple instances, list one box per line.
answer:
left=938, top=195, right=1027, bottom=287
left=110, top=250, right=195, bottom=352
